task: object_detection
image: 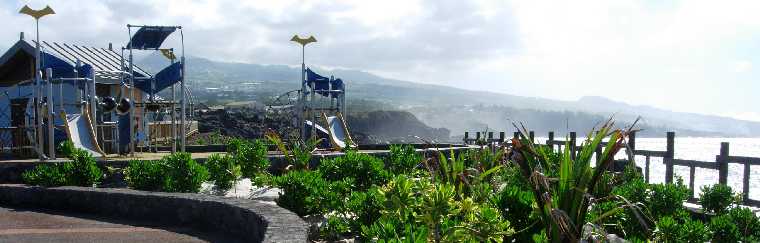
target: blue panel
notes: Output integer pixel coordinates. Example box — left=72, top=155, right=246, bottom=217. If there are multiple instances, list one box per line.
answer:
left=41, top=51, right=75, bottom=78
left=128, top=26, right=177, bottom=50
left=133, top=62, right=182, bottom=93
left=118, top=113, right=130, bottom=150
left=305, top=68, right=330, bottom=97
left=330, top=78, right=344, bottom=98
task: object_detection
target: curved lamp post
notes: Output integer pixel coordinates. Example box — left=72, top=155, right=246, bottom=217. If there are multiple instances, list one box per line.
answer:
left=290, top=35, right=316, bottom=140
left=19, top=5, right=55, bottom=160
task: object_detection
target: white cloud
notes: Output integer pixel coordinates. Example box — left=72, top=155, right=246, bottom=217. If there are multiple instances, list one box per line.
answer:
left=1, top=0, right=759, bottom=117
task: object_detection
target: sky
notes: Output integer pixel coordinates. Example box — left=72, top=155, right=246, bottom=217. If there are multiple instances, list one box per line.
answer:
left=2, top=0, right=759, bottom=121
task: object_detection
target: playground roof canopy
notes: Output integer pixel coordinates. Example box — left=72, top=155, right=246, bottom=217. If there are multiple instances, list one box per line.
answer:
left=0, top=38, right=150, bottom=87
left=127, top=26, right=177, bottom=50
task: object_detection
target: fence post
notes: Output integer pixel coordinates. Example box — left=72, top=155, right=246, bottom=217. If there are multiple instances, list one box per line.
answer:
left=499, top=132, right=505, bottom=143
left=629, top=131, right=636, bottom=152
left=529, top=131, right=535, bottom=144
left=464, top=132, right=469, bottom=144
left=547, top=131, right=554, bottom=151
left=665, top=132, right=675, bottom=184
left=718, top=142, right=729, bottom=185
left=744, top=158, right=750, bottom=204
left=570, top=132, right=577, bottom=160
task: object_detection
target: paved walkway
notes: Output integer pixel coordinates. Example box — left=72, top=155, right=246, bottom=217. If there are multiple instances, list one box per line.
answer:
left=0, top=206, right=240, bottom=243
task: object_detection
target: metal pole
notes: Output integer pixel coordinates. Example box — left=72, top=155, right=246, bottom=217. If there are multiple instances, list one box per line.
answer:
left=90, top=70, right=97, bottom=140
left=171, top=82, right=176, bottom=153
left=128, top=25, right=135, bottom=156
left=46, top=68, right=54, bottom=159
left=35, top=19, right=44, bottom=160
left=180, top=28, right=186, bottom=152
left=300, top=45, right=306, bottom=140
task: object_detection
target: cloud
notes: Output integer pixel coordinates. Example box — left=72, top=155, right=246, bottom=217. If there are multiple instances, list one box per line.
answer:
left=2, top=0, right=759, bottom=116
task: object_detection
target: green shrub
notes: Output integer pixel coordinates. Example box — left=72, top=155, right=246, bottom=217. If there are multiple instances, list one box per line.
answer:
left=493, top=184, right=538, bottom=242
left=22, top=163, right=72, bottom=187
left=272, top=170, right=334, bottom=216
left=654, top=216, right=710, bottom=243
left=22, top=141, right=102, bottom=187
left=161, top=152, right=209, bottom=193
left=320, top=215, right=351, bottom=241
left=205, top=154, right=241, bottom=193
left=319, top=151, right=389, bottom=190
left=699, top=184, right=738, bottom=214
left=387, top=144, right=421, bottom=174
left=124, top=160, right=165, bottom=191
left=66, top=148, right=102, bottom=186
left=58, top=140, right=76, bottom=157
left=710, top=214, right=741, bottom=242
left=648, top=178, right=689, bottom=219
left=727, top=207, right=760, bottom=242
left=227, top=139, right=269, bottom=178
left=346, top=188, right=384, bottom=230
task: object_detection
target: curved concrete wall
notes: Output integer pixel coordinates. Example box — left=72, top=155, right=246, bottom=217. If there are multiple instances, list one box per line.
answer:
left=0, top=184, right=307, bottom=242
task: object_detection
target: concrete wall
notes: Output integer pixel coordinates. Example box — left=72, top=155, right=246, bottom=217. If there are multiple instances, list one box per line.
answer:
left=0, top=184, right=307, bottom=243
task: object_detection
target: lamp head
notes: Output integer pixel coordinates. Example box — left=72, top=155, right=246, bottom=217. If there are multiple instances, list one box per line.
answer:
left=290, top=35, right=317, bottom=46
left=19, top=5, right=55, bottom=20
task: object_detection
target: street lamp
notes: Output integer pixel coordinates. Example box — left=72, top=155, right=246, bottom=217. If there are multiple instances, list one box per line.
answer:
left=19, top=5, right=55, bottom=160
left=290, top=35, right=316, bottom=140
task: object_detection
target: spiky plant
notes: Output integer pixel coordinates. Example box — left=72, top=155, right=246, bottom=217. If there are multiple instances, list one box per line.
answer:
left=508, top=118, right=648, bottom=243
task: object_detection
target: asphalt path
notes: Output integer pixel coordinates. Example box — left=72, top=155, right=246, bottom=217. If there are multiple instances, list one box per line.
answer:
left=0, top=206, right=242, bottom=243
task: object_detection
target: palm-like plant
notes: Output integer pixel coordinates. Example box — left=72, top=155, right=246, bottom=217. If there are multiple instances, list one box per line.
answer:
left=508, top=118, right=646, bottom=243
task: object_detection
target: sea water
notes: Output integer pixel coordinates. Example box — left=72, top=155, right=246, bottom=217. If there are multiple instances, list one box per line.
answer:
left=534, top=137, right=760, bottom=199
left=630, top=137, right=760, bottom=200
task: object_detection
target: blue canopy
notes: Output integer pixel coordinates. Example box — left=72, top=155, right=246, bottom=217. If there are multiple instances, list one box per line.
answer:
left=331, top=78, right=343, bottom=98
left=41, top=51, right=74, bottom=78
left=306, top=68, right=344, bottom=97
left=128, top=26, right=177, bottom=50
left=306, top=68, right=329, bottom=95
left=41, top=51, right=96, bottom=81
left=134, top=62, right=182, bottom=94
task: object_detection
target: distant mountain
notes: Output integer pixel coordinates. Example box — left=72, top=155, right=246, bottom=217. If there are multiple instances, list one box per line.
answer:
left=139, top=55, right=760, bottom=138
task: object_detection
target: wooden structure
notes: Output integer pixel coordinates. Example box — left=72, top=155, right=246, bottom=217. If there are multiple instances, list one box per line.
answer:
left=463, top=130, right=760, bottom=207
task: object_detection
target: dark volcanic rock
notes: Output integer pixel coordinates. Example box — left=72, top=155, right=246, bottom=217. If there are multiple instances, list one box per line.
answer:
left=347, top=110, right=450, bottom=144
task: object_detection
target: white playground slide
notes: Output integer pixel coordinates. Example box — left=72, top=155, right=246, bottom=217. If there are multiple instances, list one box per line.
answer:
left=322, top=112, right=355, bottom=149
left=304, top=119, right=329, bottom=136
left=59, top=109, right=106, bottom=157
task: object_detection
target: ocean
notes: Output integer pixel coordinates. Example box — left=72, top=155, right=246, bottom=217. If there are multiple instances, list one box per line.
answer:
left=535, top=137, right=760, bottom=200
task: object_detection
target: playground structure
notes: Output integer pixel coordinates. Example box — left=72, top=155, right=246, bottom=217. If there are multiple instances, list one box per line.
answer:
left=0, top=23, right=193, bottom=159
left=267, top=66, right=352, bottom=149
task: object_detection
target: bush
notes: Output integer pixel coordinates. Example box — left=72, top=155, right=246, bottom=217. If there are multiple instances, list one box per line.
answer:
left=273, top=170, right=335, bottom=216
left=387, top=144, right=421, bottom=174
left=22, top=141, right=102, bottom=187
left=345, top=188, right=384, bottom=230
left=493, top=184, right=538, bottom=242
left=205, top=154, right=241, bottom=193
left=319, top=151, right=388, bottom=190
left=648, top=178, right=689, bottom=219
left=699, top=184, right=738, bottom=214
left=227, top=139, right=269, bottom=178
left=710, top=213, right=741, bottom=242
left=162, top=152, right=209, bottom=193
left=320, top=215, right=351, bottom=241
left=22, top=163, right=72, bottom=187
left=124, top=160, right=165, bottom=191
left=727, top=207, right=760, bottom=242
left=66, top=147, right=102, bottom=186
left=654, top=216, right=710, bottom=242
